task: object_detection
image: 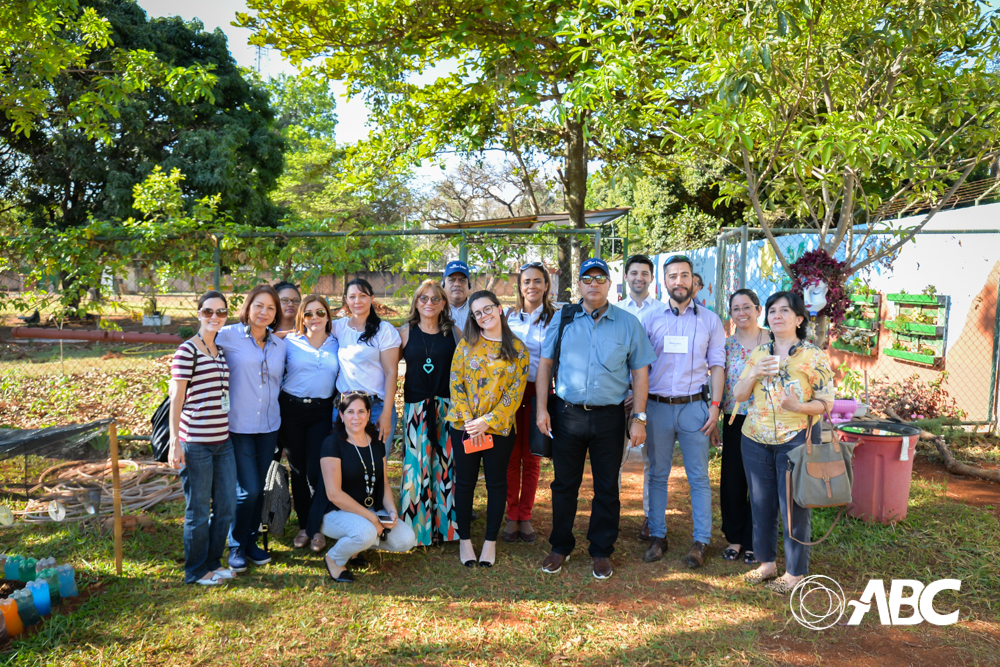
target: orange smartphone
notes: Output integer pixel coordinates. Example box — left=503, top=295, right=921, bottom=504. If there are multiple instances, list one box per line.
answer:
left=463, top=434, right=494, bottom=453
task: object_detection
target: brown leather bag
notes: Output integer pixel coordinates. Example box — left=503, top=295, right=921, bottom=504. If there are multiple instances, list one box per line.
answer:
left=785, top=416, right=856, bottom=546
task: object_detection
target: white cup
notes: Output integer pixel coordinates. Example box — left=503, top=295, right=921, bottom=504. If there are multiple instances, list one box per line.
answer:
left=763, top=355, right=781, bottom=375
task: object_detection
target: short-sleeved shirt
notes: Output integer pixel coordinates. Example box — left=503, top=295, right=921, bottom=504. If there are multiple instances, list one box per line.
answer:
left=215, top=324, right=285, bottom=434
left=616, top=295, right=668, bottom=326
left=541, top=302, right=657, bottom=406
left=721, top=334, right=760, bottom=415
left=171, top=340, right=230, bottom=445
left=282, top=333, right=339, bottom=399
left=332, top=319, right=402, bottom=399
left=506, top=306, right=554, bottom=383
left=320, top=434, right=386, bottom=511
left=740, top=342, right=836, bottom=444
left=643, top=301, right=726, bottom=398
left=446, top=336, right=530, bottom=436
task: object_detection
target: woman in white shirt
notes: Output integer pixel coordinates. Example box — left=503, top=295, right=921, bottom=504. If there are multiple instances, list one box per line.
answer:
left=280, top=294, right=339, bottom=553
left=332, top=278, right=402, bottom=446
left=502, top=262, right=557, bottom=543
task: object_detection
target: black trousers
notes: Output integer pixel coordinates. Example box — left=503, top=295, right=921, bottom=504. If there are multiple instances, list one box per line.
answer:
left=548, top=398, right=627, bottom=558
left=278, top=392, right=334, bottom=531
left=720, top=414, right=754, bottom=548
left=450, top=427, right=516, bottom=541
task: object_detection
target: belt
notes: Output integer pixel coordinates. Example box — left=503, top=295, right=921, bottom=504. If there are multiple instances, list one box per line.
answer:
left=649, top=392, right=703, bottom=405
left=280, top=391, right=334, bottom=405
left=559, top=399, right=623, bottom=412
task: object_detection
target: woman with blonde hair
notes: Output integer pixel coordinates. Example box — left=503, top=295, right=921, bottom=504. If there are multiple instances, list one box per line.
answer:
left=398, top=280, right=460, bottom=546
left=279, top=294, right=339, bottom=552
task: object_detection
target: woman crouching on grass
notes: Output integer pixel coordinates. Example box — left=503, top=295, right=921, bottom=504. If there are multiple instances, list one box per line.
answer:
left=168, top=291, right=237, bottom=586
left=317, top=392, right=417, bottom=583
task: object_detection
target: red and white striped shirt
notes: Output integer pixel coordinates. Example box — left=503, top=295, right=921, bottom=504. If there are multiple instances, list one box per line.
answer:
left=172, top=341, right=230, bottom=445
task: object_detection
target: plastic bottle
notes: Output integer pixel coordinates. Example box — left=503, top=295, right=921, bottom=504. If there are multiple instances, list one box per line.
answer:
left=26, top=580, right=51, bottom=616
left=0, top=598, right=22, bottom=636
left=4, top=555, right=20, bottom=580
left=56, top=564, right=78, bottom=597
left=40, top=568, right=61, bottom=605
left=35, top=557, right=54, bottom=574
left=20, top=557, right=37, bottom=582
left=11, top=589, right=42, bottom=626
left=0, top=611, right=8, bottom=644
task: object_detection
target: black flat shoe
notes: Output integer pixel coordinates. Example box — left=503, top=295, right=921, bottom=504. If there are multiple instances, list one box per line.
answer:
left=463, top=559, right=476, bottom=567
left=743, top=551, right=759, bottom=565
left=325, top=558, right=354, bottom=583
left=478, top=558, right=494, bottom=568
left=721, top=548, right=740, bottom=561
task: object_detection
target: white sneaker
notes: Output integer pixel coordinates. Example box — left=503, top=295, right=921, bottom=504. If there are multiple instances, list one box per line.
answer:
left=213, top=568, right=235, bottom=579
left=196, top=572, right=226, bottom=586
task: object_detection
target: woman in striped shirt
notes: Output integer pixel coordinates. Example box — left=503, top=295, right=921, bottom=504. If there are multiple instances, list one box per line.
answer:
left=168, top=291, right=238, bottom=586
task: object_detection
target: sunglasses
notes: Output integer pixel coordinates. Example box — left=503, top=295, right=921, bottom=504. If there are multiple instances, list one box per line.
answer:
left=280, top=297, right=302, bottom=306
left=303, top=309, right=327, bottom=318
left=472, top=304, right=498, bottom=320
left=580, top=275, right=610, bottom=285
left=520, top=261, right=544, bottom=272
left=418, top=295, right=443, bottom=304
left=199, top=308, right=228, bottom=318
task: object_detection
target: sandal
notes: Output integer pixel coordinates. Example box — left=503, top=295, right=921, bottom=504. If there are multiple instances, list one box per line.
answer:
left=743, top=551, right=759, bottom=565
left=293, top=530, right=309, bottom=549
left=742, top=568, right=778, bottom=585
left=721, top=548, right=740, bottom=561
left=765, top=578, right=798, bottom=595
left=310, top=533, right=327, bottom=553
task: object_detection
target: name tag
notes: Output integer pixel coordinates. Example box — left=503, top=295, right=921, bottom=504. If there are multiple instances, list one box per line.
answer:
left=220, top=391, right=230, bottom=413
left=663, top=335, right=688, bottom=353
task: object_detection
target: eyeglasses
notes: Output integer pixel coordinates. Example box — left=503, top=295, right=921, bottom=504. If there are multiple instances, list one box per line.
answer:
left=730, top=305, right=757, bottom=315
left=520, top=261, right=544, bottom=272
left=580, top=275, right=610, bottom=285
left=199, top=308, right=227, bottom=318
left=472, top=304, right=498, bottom=320
left=280, top=297, right=301, bottom=306
left=303, top=309, right=327, bottom=318
left=418, top=295, right=443, bottom=304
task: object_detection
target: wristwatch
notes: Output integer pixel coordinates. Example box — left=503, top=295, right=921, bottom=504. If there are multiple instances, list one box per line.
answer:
left=710, top=400, right=721, bottom=408
left=631, top=412, right=647, bottom=424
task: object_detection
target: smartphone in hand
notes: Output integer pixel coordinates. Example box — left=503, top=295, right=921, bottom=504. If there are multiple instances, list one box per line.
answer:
left=375, top=510, right=393, bottom=525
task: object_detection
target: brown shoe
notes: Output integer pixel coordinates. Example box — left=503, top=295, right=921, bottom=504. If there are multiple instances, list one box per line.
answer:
left=541, top=552, right=569, bottom=574
left=638, top=517, right=651, bottom=541
left=518, top=520, right=537, bottom=543
left=643, top=536, right=667, bottom=562
left=501, top=519, right=519, bottom=543
left=309, top=533, right=327, bottom=553
left=683, top=541, right=708, bottom=568
left=592, top=557, right=613, bottom=579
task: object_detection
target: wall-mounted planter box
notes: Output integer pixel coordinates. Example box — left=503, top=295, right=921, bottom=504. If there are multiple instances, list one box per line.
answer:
left=849, top=294, right=881, bottom=305
left=884, top=321, right=944, bottom=336
left=886, top=293, right=948, bottom=306
left=884, top=348, right=939, bottom=365
left=842, top=318, right=879, bottom=330
left=832, top=340, right=875, bottom=356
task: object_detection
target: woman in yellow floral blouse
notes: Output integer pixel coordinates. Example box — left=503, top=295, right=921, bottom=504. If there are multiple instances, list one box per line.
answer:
left=732, top=291, right=834, bottom=595
left=447, top=290, right=529, bottom=568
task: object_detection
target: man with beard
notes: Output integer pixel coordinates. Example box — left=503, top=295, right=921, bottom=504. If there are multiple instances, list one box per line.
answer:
left=616, top=254, right=667, bottom=541
left=641, top=255, right=724, bottom=568
left=535, top=258, right=657, bottom=580
left=443, top=260, right=472, bottom=332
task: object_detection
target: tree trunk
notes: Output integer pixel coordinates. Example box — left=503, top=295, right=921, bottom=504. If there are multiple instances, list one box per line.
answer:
left=562, top=112, right=589, bottom=301
left=556, top=237, right=572, bottom=302
left=812, top=313, right=831, bottom=349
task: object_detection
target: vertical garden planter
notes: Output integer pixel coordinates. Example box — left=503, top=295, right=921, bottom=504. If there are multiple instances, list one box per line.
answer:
left=884, top=293, right=949, bottom=367
left=832, top=294, right=881, bottom=356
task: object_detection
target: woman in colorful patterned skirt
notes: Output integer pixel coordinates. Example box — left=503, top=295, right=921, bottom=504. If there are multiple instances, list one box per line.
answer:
left=397, top=280, right=460, bottom=545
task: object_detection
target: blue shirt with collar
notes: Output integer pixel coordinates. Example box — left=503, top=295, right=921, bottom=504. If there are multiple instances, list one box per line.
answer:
left=541, top=301, right=657, bottom=406
left=281, top=332, right=340, bottom=399
left=216, top=323, right=286, bottom=434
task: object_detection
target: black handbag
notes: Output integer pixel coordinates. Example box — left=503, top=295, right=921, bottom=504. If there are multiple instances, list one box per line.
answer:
left=528, top=399, right=552, bottom=458
left=150, top=342, right=197, bottom=462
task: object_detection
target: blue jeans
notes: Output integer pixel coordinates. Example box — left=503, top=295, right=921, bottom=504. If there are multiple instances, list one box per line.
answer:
left=180, top=440, right=237, bottom=583
left=646, top=400, right=712, bottom=544
left=229, top=431, right=279, bottom=550
left=741, top=425, right=818, bottom=576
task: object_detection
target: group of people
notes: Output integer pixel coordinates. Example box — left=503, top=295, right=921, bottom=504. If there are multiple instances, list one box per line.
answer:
left=168, top=253, right=834, bottom=595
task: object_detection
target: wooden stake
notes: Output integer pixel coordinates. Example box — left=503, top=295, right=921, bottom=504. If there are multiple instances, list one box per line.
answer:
left=109, top=421, right=123, bottom=576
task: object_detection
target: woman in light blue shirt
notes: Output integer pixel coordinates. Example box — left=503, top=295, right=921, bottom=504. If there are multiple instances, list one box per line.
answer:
left=279, top=294, right=339, bottom=553
left=215, top=284, right=286, bottom=573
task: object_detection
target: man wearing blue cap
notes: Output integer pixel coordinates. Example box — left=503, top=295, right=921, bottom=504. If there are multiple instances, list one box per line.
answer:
left=535, top=257, right=657, bottom=580
left=443, top=260, right=472, bottom=332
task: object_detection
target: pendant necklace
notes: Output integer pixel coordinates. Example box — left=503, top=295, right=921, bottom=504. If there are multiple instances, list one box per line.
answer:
left=420, top=325, right=438, bottom=374
left=348, top=433, right=376, bottom=507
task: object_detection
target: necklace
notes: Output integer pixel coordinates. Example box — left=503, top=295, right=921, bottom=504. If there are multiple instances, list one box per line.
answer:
left=348, top=433, right=376, bottom=507
left=419, top=324, right=438, bottom=374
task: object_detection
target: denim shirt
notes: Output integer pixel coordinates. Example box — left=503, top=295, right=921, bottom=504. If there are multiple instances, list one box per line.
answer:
left=216, top=323, right=285, bottom=434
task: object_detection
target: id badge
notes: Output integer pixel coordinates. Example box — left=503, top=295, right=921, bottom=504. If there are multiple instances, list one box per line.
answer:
left=220, top=391, right=230, bottom=413
left=663, top=335, right=689, bottom=353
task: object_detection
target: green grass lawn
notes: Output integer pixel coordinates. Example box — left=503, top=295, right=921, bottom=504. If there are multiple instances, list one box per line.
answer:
left=2, top=450, right=999, bottom=666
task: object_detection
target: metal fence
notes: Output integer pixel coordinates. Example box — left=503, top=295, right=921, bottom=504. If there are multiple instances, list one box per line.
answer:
left=715, top=225, right=1000, bottom=428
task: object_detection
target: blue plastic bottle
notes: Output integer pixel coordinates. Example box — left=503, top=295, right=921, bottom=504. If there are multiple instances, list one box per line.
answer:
left=4, top=555, right=20, bottom=580
left=26, top=579, right=51, bottom=615
left=56, top=564, right=78, bottom=597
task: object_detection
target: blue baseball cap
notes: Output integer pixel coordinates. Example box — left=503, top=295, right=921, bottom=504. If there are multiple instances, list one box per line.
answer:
left=579, top=257, right=610, bottom=277
left=444, top=260, right=470, bottom=278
